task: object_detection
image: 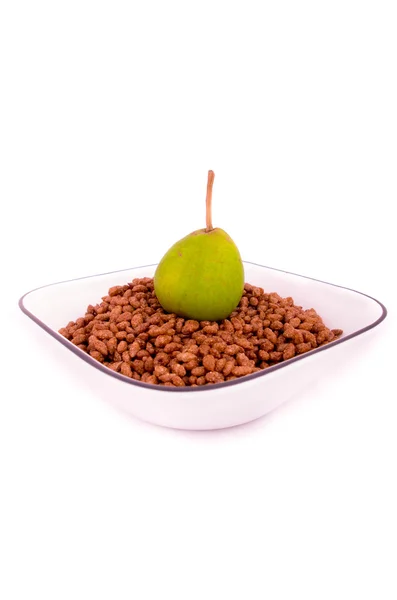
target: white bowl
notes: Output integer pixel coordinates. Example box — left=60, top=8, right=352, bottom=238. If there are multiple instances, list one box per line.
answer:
left=19, top=262, right=387, bottom=430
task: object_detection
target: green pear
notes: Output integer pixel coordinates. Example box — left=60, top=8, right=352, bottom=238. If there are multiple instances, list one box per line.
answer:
left=154, top=171, right=244, bottom=321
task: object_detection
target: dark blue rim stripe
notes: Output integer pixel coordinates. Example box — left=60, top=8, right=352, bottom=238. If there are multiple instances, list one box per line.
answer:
left=18, top=261, right=388, bottom=393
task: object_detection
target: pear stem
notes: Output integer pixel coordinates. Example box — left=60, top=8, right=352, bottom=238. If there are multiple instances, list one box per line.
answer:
left=206, top=170, right=215, bottom=232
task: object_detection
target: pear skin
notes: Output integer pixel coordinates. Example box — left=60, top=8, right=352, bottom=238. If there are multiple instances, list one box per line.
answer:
left=154, top=226, right=244, bottom=321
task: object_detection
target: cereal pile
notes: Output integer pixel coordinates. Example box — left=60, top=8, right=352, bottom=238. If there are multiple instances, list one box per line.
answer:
left=59, top=278, right=343, bottom=387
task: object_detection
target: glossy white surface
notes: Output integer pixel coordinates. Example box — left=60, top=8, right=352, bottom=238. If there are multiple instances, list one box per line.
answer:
left=21, top=262, right=385, bottom=430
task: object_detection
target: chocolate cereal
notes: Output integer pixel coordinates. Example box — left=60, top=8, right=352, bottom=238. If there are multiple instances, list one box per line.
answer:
left=59, top=278, right=343, bottom=387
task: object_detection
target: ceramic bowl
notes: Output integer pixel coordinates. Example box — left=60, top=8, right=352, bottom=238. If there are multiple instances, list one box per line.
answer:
left=19, top=262, right=387, bottom=430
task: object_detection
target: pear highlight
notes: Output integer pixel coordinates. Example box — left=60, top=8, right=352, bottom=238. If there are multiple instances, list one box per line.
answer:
left=154, top=171, right=244, bottom=321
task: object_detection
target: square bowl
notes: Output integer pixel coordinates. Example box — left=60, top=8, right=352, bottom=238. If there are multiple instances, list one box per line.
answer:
left=19, top=262, right=387, bottom=430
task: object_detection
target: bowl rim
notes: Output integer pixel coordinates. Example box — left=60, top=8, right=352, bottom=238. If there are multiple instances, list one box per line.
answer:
left=18, top=261, right=388, bottom=393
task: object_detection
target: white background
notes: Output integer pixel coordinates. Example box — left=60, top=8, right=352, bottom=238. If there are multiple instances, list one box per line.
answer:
left=1, top=1, right=396, bottom=598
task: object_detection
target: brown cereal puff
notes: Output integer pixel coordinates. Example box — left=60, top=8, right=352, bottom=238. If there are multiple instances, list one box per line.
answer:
left=59, top=277, right=342, bottom=387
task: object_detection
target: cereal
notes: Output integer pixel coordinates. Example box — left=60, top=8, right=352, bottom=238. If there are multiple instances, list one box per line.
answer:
left=59, top=279, right=343, bottom=387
